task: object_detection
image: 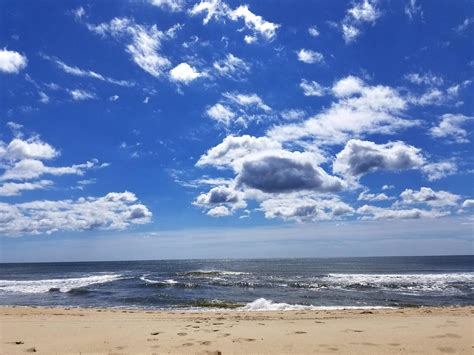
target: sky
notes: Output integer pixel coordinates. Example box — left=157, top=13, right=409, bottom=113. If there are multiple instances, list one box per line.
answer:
left=0, top=0, right=473, bottom=262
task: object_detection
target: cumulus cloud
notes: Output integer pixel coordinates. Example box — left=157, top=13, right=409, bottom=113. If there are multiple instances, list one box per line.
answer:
left=357, top=190, right=392, bottom=201
left=300, top=79, right=326, bottom=97
left=197, top=135, right=282, bottom=169
left=297, top=49, right=324, bottom=64
left=205, top=92, right=271, bottom=128
left=42, top=54, right=132, bottom=86
left=212, top=53, right=250, bottom=81
left=341, top=0, right=380, bottom=43
left=333, top=139, right=425, bottom=179
left=237, top=154, right=344, bottom=194
left=149, top=0, right=184, bottom=12
left=429, top=114, right=473, bottom=143
left=0, top=49, right=27, bottom=74
left=269, top=76, right=417, bottom=145
left=422, top=160, right=457, bottom=181
left=169, top=63, right=203, bottom=84
left=207, top=205, right=231, bottom=217
left=189, top=1, right=279, bottom=42
left=69, top=89, right=96, bottom=101
left=0, top=180, right=53, bottom=197
left=400, top=187, right=460, bottom=207
left=0, top=159, right=101, bottom=181
left=194, top=185, right=246, bottom=216
left=0, top=191, right=152, bottom=236
left=0, top=137, right=58, bottom=161
left=87, top=18, right=171, bottom=77
left=462, top=199, right=474, bottom=208
left=357, top=204, right=446, bottom=220
left=261, top=195, right=353, bottom=222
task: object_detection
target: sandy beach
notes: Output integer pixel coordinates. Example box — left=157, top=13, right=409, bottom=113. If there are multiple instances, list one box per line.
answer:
left=0, top=306, right=472, bottom=354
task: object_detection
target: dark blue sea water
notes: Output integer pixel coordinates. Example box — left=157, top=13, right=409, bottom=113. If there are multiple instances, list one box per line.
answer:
left=0, top=256, right=472, bottom=310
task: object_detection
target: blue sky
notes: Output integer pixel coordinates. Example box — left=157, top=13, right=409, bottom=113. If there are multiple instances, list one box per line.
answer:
left=0, top=0, right=473, bottom=262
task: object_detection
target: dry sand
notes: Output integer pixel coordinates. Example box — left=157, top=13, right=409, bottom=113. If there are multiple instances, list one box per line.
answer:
left=0, top=306, right=472, bottom=354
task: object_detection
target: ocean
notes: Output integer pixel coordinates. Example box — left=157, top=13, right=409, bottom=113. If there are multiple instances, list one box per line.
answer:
left=0, top=256, right=472, bottom=311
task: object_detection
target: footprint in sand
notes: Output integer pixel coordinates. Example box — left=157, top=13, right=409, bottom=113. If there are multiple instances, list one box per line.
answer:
left=26, top=348, right=37, bottom=353
left=233, top=338, right=256, bottom=343
left=430, top=333, right=461, bottom=339
left=294, top=331, right=307, bottom=334
left=177, top=332, right=187, bottom=336
left=345, top=329, right=363, bottom=333
left=437, top=347, right=456, bottom=353
left=200, top=341, right=212, bottom=345
left=182, top=342, right=194, bottom=347
left=150, top=332, right=161, bottom=335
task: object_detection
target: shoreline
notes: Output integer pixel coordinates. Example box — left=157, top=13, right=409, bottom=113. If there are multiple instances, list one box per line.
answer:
left=1, top=306, right=472, bottom=354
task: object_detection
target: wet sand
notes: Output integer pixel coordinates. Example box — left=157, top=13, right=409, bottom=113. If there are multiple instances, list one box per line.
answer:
left=0, top=306, right=472, bottom=354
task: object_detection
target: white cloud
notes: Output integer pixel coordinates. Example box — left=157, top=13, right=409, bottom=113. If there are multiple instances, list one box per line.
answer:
left=169, top=62, right=203, bottom=84
left=269, top=76, right=416, bottom=145
left=39, top=91, right=50, bottom=104
left=358, top=190, right=392, bottom=201
left=405, top=0, right=423, bottom=21
left=261, top=195, right=353, bottom=222
left=331, top=75, right=365, bottom=97
left=333, top=139, right=425, bottom=180
left=430, top=114, right=473, bottom=143
left=205, top=93, right=272, bottom=128
left=149, top=0, right=184, bottom=12
left=357, top=204, right=446, bottom=220
left=109, top=95, right=120, bottom=102
left=300, top=79, right=326, bottom=97
left=207, top=205, right=231, bottom=217
left=0, top=159, right=101, bottom=181
left=0, top=137, right=58, bottom=161
left=43, top=55, right=132, bottom=86
left=223, top=92, right=271, bottom=111
left=455, top=18, right=472, bottom=34
left=73, top=7, right=86, bottom=20
left=297, top=49, right=324, bottom=64
left=422, top=161, right=457, bottom=181
left=0, top=180, right=53, bottom=197
left=87, top=18, right=171, bottom=77
left=0, top=49, right=27, bottom=74
left=206, top=103, right=236, bottom=126
left=189, top=1, right=279, bottom=42
left=404, top=72, right=443, bottom=86
left=280, top=109, right=306, bottom=121
left=400, top=187, right=460, bottom=207
left=228, top=5, right=279, bottom=41
left=462, top=199, right=474, bottom=208
left=308, top=26, right=320, bottom=37
left=212, top=53, right=250, bottom=81
left=341, top=0, right=380, bottom=43
left=0, top=191, right=152, bottom=236
left=69, top=89, right=96, bottom=101
left=197, top=135, right=282, bottom=169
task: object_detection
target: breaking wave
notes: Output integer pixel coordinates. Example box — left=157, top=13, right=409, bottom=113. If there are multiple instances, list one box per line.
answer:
left=0, top=274, right=122, bottom=294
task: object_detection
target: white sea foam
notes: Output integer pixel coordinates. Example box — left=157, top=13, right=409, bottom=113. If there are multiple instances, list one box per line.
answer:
left=240, top=298, right=392, bottom=311
left=0, top=274, right=122, bottom=294
left=322, top=272, right=473, bottom=292
left=140, top=276, right=178, bottom=285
